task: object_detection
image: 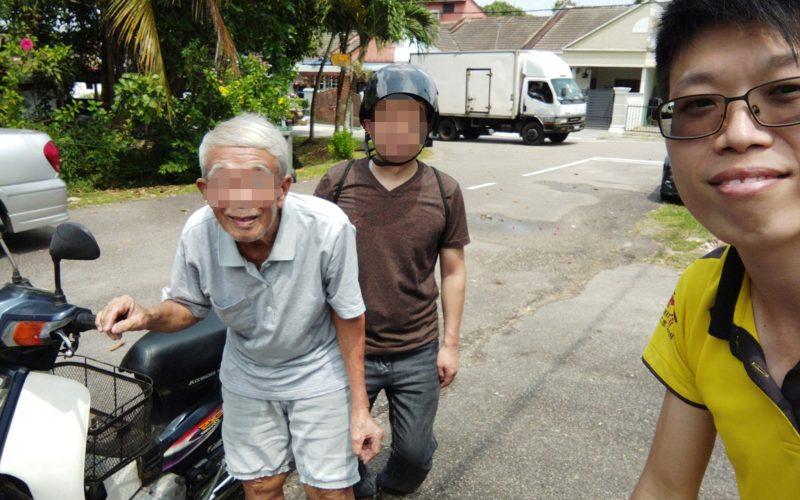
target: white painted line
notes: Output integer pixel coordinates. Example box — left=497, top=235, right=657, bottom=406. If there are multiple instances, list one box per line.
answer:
left=522, top=157, right=663, bottom=177
left=593, top=157, right=664, bottom=165
left=522, top=158, right=592, bottom=177
left=466, top=182, right=497, bottom=190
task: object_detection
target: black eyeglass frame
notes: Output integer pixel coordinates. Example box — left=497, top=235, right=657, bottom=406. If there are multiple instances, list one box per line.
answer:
left=656, top=76, right=800, bottom=140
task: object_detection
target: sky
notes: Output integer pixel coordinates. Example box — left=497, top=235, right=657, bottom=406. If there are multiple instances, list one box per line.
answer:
left=475, top=0, right=637, bottom=16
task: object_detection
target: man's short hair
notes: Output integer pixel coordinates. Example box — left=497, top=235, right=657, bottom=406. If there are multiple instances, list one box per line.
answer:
left=198, top=113, right=291, bottom=179
left=656, top=0, right=800, bottom=100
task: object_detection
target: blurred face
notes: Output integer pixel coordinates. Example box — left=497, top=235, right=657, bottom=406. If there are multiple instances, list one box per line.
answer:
left=666, top=24, right=800, bottom=250
left=196, top=146, right=291, bottom=243
left=365, top=96, right=427, bottom=165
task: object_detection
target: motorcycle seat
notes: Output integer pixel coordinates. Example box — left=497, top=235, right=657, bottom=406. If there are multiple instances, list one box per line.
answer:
left=120, top=311, right=227, bottom=388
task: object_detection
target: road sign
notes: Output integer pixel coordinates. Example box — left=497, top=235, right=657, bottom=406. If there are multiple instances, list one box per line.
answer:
left=331, top=53, right=350, bottom=65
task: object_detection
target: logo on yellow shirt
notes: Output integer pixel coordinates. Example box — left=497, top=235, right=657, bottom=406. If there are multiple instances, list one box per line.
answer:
left=659, top=293, right=678, bottom=340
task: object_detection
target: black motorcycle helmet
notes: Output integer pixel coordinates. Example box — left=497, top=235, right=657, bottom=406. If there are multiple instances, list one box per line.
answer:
left=359, top=64, right=439, bottom=166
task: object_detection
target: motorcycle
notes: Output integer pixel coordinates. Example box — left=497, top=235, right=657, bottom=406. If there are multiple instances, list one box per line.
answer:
left=0, top=222, right=241, bottom=499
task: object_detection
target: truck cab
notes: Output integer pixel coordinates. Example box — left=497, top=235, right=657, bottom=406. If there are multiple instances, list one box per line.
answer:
left=522, top=77, right=586, bottom=143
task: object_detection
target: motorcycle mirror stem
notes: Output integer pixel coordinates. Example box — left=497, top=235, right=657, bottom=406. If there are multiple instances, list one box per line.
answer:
left=0, top=231, right=29, bottom=286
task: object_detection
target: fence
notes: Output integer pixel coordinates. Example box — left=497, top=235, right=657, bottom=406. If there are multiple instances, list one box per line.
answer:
left=624, top=104, right=660, bottom=134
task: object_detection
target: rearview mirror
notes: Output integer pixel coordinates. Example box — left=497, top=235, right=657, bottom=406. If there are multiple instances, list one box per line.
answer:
left=49, top=222, right=101, bottom=262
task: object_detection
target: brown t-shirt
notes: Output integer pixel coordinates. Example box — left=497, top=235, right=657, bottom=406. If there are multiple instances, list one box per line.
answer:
left=314, top=158, right=470, bottom=354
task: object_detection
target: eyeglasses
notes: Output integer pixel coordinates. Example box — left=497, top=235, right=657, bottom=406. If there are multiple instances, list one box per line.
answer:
left=657, top=76, right=800, bottom=140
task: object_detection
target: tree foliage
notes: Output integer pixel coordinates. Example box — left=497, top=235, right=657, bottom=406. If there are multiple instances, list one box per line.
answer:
left=483, top=1, right=527, bottom=16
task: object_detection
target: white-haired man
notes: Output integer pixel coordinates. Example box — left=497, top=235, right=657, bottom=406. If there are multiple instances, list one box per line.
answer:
left=97, top=113, right=383, bottom=499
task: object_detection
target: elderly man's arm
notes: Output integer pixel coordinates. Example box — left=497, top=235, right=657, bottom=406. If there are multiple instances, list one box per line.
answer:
left=437, top=247, right=466, bottom=388
left=632, top=390, right=716, bottom=499
left=332, top=311, right=384, bottom=463
left=96, top=296, right=199, bottom=340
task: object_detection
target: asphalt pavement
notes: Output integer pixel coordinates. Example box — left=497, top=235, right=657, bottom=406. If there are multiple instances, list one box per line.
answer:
left=0, top=127, right=737, bottom=498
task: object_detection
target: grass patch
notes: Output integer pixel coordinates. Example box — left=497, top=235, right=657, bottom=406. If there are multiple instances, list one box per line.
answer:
left=638, top=203, right=720, bottom=268
left=68, top=184, right=198, bottom=209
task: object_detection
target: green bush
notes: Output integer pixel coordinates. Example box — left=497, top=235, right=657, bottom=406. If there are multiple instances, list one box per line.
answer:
left=328, top=130, right=356, bottom=160
left=47, top=100, right=130, bottom=190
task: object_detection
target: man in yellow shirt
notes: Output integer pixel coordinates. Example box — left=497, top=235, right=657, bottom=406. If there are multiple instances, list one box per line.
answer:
left=633, top=1, right=800, bottom=498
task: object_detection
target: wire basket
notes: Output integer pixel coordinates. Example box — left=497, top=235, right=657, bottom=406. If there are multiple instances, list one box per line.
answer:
left=51, top=356, right=153, bottom=484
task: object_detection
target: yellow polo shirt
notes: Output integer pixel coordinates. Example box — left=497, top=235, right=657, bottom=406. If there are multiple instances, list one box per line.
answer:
left=643, top=246, right=800, bottom=499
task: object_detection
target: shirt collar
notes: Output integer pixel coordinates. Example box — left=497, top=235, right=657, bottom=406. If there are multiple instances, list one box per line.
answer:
left=216, top=194, right=297, bottom=267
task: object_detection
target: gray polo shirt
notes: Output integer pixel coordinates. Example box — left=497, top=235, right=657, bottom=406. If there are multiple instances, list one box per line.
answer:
left=162, top=193, right=365, bottom=400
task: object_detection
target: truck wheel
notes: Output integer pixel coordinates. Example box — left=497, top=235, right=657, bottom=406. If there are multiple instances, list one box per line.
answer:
left=521, top=122, right=545, bottom=145
left=437, top=119, right=459, bottom=141
left=548, top=133, right=569, bottom=144
left=462, top=129, right=481, bottom=140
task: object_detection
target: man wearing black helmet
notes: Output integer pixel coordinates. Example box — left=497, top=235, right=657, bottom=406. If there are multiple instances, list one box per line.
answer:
left=315, top=64, right=470, bottom=498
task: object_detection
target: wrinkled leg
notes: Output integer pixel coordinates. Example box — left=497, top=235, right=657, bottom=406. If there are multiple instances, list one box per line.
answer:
left=243, top=472, right=289, bottom=500
left=303, top=485, right=355, bottom=500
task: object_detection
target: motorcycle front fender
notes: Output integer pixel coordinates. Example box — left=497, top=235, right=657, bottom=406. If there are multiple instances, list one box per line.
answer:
left=0, top=371, right=90, bottom=499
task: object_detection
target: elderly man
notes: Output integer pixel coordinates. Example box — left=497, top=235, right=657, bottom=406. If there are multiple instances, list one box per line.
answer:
left=96, top=113, right=383, bottom=500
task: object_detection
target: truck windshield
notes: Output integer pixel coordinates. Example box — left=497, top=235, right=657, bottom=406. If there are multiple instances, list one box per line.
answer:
left=552, top=79, right=586, bottom=104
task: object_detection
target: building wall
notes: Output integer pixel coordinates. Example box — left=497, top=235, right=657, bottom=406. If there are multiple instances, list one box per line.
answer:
left=427, top=0, right=486, bottom=22
left=567, top=4, right=651, bottom=51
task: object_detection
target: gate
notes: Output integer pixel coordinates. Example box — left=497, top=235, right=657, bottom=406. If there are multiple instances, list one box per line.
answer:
left=585, top=89, right=614, bottom=129
left=624, top=104, right=660, bottom=134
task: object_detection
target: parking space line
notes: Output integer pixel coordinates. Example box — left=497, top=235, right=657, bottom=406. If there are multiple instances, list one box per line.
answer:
left=467, top=182, right=497, bottom=190
left=593, top=157, right=664, bottom=165
left=522, top=157, right=663, bottom=177
left=522, top=158, right=592, bottom=177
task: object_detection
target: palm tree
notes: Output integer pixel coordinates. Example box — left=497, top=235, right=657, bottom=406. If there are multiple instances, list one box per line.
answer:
left=321, top=0, right=437, bottom=131
left=105, top=0, right=238, bottom=96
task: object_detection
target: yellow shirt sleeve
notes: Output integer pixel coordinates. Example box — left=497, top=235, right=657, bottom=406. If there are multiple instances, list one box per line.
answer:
left=642, top=267, right=708, bottom=408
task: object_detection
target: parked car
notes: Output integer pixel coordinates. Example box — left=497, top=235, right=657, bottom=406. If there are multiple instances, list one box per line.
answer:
left=659, top=155, right=682, bottom=204
left=0, top=128, right=69, bottom=233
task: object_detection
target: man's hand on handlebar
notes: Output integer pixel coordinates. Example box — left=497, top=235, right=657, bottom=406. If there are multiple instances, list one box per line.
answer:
left=95, top=295, right=150, bottom=340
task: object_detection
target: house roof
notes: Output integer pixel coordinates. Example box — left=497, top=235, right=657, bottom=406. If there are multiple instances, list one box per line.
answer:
left=527, top=5, right=630, bottom=51
left=435, top=16, right=550, bottom=51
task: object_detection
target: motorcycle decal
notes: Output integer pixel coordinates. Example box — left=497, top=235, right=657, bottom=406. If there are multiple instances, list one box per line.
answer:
left=163, top=404, right=223, bottom=470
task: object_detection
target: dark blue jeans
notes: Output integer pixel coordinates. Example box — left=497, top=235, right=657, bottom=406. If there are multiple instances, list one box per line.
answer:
left=355, top=341, right=440, bottom=497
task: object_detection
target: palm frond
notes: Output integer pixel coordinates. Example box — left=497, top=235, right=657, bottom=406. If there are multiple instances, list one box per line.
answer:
left=105, top=0, right=167, bottom=85
left=203, top=0, right=239, bottom=75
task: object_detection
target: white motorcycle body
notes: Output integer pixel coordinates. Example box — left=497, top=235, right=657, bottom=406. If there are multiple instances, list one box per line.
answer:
left=0, top=371, right=90, bottom=499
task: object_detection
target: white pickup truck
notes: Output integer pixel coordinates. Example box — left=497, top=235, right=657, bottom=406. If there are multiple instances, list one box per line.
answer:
left=0, top=128, right=69, bottom=233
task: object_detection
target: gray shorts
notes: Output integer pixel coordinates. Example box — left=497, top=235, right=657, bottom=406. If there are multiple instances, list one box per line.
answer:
left=221, top=386, right=358, bottom=489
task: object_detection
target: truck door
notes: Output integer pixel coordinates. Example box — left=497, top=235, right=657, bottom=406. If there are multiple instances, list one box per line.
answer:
left=522, top=79, right=554, bottom=117
left=465, top=68, right=491, bottom=114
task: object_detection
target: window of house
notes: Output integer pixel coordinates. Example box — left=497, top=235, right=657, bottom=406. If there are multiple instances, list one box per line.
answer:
left=442, top=3, right=455, bottom=13
left=320, top=75, right=339, bottom=90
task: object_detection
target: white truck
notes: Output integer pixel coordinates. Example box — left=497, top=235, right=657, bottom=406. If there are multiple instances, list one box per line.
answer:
left=409, top=50, right=586, bottom=145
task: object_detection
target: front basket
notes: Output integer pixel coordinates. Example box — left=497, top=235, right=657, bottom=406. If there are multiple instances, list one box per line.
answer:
left=51, top=356, right=153, bottom=484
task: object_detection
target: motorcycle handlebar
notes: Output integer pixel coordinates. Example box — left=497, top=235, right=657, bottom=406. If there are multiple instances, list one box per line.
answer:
left=74, top=310, right=96, bottom=333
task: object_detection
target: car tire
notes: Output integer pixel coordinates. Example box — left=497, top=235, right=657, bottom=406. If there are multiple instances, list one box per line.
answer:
left=548, top=133, right=569, bottom=144
left=437, top=119, right=459, bottom=141
left=521, top=122, right=545, bottom=145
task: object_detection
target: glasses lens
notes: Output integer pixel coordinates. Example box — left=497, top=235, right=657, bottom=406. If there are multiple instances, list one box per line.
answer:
left=749, top=77, right=800, bottom=127
left=659, top=94, right=725, bottom=139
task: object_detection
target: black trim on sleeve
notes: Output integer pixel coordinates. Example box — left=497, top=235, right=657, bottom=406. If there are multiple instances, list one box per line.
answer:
left=642, top=357, right=708, bottom=410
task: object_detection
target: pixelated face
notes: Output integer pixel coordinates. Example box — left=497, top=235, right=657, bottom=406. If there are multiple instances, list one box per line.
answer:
left=196, top=146, right=291, bottom=243
left=667, top=24, right=800, bottom=249
left=366, top=96, right=427, bottom=164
